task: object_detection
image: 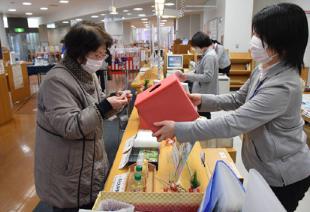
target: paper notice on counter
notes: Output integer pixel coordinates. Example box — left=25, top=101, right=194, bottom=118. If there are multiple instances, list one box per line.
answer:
left=119, top=148, right=132, bottom=169
left=111, top=173, right=129, bottom=192
left=123, top=136, right=135, bottom=154
left=12, top=64, right=24, bottom=89
left=0, top=60, right=4, bottom=74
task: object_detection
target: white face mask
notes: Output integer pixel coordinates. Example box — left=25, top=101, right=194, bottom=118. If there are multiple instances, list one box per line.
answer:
left=250, top=35, right=274, bottom=64
left=81, top=57, right=104, bottom=74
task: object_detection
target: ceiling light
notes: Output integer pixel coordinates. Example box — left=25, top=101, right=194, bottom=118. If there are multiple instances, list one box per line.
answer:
left=100, top=13, right=105, bottom=16
left=91, top=15, right=99, bottom=18
left=133, top=8, right=143, bottom=11
left=59, top=0, right=69, bottom=3
left=62, top=21, right=69, bottom=24
left=151, top=5, right=155, bottom=8
left=101, top=19, right=105, bottom=22
left=123, top=9, right=129, bottom=12
left=131, top=25, right=136, bottom=28
left=165, top=2, right=175, bottom=6
left=162, top=15, right=176, bottom=18
left=141, top=18, right=148, bottom=21
left=76, top=18, right=82, bottom=21
left=109, top=6, right=118, bottom=15
left=138, top=14, right=146, bottom=17
left=40, top=7, right=48, bottom=10
left=47, top=23, right=56, bottom=28
left=8, top=9, right=16, bottom=12
left=122, top=17, right=125, bottom=20
left=161, top=19, right=167, bottom=22
left=22, top=2, right=32, bottom=6
left=143, top=21, right=149, bottom=24
left=127, top=13, right=132, bottom=15
left=25, top=12, right=32, bottom=15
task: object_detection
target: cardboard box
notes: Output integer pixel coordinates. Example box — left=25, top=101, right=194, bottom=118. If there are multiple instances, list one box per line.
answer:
left=203, top=148, right=243, bottom=182
left=135, top=74, right=199, bottom=132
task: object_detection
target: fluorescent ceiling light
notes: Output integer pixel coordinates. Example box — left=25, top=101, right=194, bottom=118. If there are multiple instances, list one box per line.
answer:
left=101, top=19, right=105, bottom=22
left=62, top=21, right=69, bottom=23
left=162, top=15, right=176, bottom=18
left=165, top=2, right=175, bottom=6
left=122, top=17, right=125, bottom=19
left=76, top=18, right=82, bottom=21
left=25, top=12, right=32, bottom=15
left=123, top=9, right=129, bottom=12
left=127, top=13, right=132, bottom=15
left=22, top=2, right=32, bottom=6
left=47, top=23, right=56, bottom=28
left=138, top=14, right=146, bottom=17
left=40, top=7, right=48, bottom=10
left=141, top=18, right=148, bottom=21
left=27, top=17, right=39, bottom=28
left=131, top=25, right=136, bottom=28
left=161, top=19, right=167, bottom=22
left=151, top=5, right=155, bottom=8
left=8, top=9, right=16, bottom=12
left=100, top=14, right=105, bottom=16
left=133, top=8, right=143, bottom=11
left=59, top=0, right=69, bottom=3
left=143, top=22, right=149, bottom=24
left=91, top=15, right=99, bottom=18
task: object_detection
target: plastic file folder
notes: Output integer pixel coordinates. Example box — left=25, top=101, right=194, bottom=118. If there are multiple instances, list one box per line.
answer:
left=135, top=74, right=199, bottom=132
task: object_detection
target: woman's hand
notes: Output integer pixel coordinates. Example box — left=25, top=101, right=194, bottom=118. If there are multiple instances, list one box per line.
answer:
left=188, top=93, right=202, bottom=106
left=107, top=96, right=128, bottom=110
left=116, top=90, right=132, bottom=103
left=175, top=70, right=187, bottom=82
left=153, top=121, right=176, bottom=142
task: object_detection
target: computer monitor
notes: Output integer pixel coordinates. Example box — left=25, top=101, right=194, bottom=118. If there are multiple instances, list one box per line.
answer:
left=167, top=54, right=183, bottom=70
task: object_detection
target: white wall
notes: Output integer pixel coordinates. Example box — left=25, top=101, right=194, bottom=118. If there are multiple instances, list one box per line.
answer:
left=176, top=14, right=202, bottom=39
left=0, top=14, right=9, bottom=48
left=202, top=0, right=225, bottom=42
left=224, top=0, right=254, bottom=52
left=47, top=26, right=70, bottom=45
left=105, top=21, right=124, bottom=37
left=123, top=21, right=133, bottom=46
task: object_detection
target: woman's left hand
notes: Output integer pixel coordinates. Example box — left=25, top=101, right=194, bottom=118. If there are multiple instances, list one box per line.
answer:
left=153, top=121, right=176, bottom=142
left=116, top=90, right=132, bottom=103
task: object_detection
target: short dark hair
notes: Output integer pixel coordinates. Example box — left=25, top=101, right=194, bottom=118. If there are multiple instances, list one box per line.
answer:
left=252, top=3, right=308, bottom=73
left=64, top=21, right=113, bottom=63
left=191, top=31, right=212, bottom=48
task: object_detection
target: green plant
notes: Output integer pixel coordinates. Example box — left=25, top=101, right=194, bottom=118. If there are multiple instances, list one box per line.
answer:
left=190, top=171, right=200, bottom=189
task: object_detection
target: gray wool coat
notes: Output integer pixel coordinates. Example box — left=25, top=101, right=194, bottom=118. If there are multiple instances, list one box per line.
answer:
left=35, top=64, right=114, bottom=208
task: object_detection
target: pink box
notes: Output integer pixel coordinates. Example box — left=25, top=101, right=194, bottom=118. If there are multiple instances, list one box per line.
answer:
left=135, top=74, right=199, bottom=133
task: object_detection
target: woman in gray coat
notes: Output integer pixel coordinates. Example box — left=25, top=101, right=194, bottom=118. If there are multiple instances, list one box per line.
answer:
left=35, top=21, right=131, bottom=211
left=154, top=3, right=310, bottom=212
left=177, top=32, right=219, bottom=119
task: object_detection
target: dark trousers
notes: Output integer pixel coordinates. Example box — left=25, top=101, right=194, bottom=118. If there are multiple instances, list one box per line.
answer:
left=219, top=65, right=231, bottom=75
left=271, top=175, right=310, bottom=212
left=199, top=112, right=211, bottom=119
left=52, top=202, right=94, bottom=212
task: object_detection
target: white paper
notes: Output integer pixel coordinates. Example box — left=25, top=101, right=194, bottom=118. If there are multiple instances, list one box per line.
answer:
left=133, top=130, right=159, bottom=148
left=219, top=151, right=227, bottom=159
left=119, top=148, right=132, bottom=169
left=12, top=64, right=24, bottom=89
left=111, top=173, right=129, bottom=192
left=123, top=136, right=135, bottom=153
left=0, top=60, right=4, bottom=74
